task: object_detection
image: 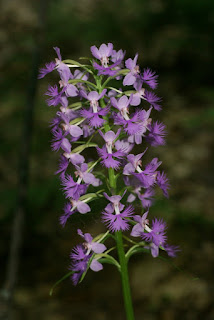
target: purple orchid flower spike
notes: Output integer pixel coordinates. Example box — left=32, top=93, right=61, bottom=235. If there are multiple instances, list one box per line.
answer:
left=91, top=43, right=113, bottom=67
left=130, top=211, right=149, bottom=237
left=123, top=54, right=140, bottom=86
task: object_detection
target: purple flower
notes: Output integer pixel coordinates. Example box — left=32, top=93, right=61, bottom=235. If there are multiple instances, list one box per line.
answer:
left=123, top=151, right=147, bottom=175
left=142, top=218, right=167, bottom=247
left=38, top=61, right=56, bottom=79
left=61, top=174, right=88, bottom=200
left=146, top=121, right=166, bottom=147
left=80, top=106, right=109, bottom=128
left=130, top=211, right=149, bottom=237
left=81, top=89, right=107, bottom=110
left=111, top=95, right=132, bottom=120
left=77, top=229, right=107, bottom=254
left=123, top=54, right=140, bottom=86
left=69, top=244, right=90, bottom=285
left=91, top=43, right=113, bottom=67
left=102, top=192, right=134, bottom=232
left=142, top=68, right=158, bottom=89
left=102, top=205, right=134, bottom=232
left=133, top=158, right=162, bottom=188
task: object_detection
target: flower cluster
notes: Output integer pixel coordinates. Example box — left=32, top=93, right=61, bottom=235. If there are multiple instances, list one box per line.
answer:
left=39, top=43, right=178, bottom=285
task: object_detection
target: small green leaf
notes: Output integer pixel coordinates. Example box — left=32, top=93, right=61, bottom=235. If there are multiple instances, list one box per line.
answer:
left=71, top=143, right=97, bottom=154
left=69, top=117, right=85, bottom=126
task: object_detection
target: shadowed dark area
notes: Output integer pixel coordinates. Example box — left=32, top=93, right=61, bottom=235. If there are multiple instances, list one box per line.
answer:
left=0, top=0, right=214, bottom=319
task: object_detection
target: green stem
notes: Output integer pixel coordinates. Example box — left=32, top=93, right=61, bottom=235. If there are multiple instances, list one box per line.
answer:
left=116, top=231, right=135, bottom=320
left=108, top=168, right=135, bottom=320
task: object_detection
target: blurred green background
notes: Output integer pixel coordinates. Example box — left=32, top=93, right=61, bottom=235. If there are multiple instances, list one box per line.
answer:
left=1, top=0, right=214, bottom=319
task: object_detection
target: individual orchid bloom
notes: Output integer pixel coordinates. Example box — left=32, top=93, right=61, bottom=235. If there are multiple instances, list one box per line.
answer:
left=77, top=229, right=107, bottom=255
left=61, top=114, right=83, bottom=138
left=127, top=107, right=152, bottom=144
left=142, top=218, right=167, bottom=248
left=81, top=89, right=107, bottom=112
left=69, top=230, right=106, bottom=285
left=123, top=54, right=140, bottom=86
left=111, top=95, right=133, bottom=120
left=97, top=129, right=124, bottom=169
left=98, top=129, right=121, bottom=153
left=123, top=150, right=147, bottom=175
left=74, top=163, right=101, bottom=187
left=80, top=106, right=109, bottom=128
left=103, top=191, right=127, bottom=214
left=90, top=43, right=113, bottom=67
left=102, top=191, right=134, bottom=232
left=61, top=174, right=88, bottom=200
left=102, top=201, right=134, bottom=232
left=133, top=157, right=162, bottom=188
left=130, top=211, right=149, bottom=237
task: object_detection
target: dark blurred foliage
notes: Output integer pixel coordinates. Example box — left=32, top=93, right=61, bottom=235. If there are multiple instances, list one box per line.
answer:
left=0, top=0, right=214, bottom=319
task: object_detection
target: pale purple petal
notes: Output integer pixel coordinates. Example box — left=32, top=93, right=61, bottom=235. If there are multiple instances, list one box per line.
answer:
left=77, top=202, right=91, bottom=214
left=90, top=259, right=103, bottom=272
left=69, top=125, right=83, bottom=137
left=91, top=242, right=106, bottom=254
left=123, top=73, right=136, bottom=86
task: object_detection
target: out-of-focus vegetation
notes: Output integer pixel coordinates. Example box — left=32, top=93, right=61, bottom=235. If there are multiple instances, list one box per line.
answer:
left=1, top=0, right=214, bottom=319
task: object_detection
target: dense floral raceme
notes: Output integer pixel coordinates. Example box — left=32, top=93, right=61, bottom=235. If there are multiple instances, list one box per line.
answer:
left=39, top=43, right=179, bottom=285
